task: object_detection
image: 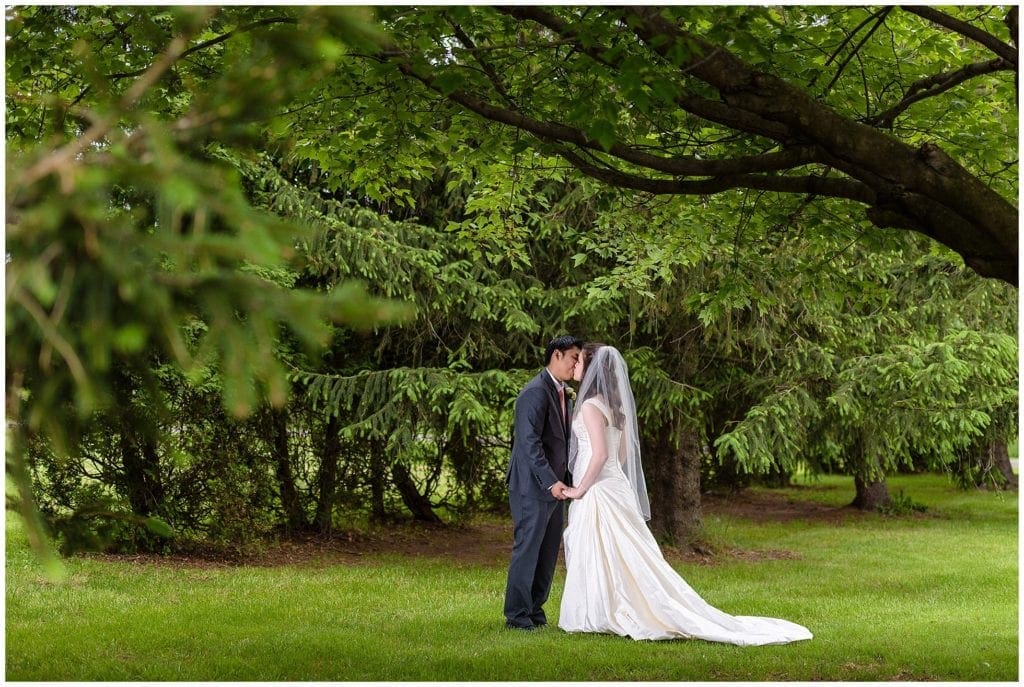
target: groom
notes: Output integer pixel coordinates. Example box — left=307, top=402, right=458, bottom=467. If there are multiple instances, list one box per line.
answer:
left=503, top=335, right=583, bottom=631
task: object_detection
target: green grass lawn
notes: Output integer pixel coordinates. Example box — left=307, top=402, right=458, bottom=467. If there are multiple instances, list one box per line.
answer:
left=5, top=474, right=1018, bottom=680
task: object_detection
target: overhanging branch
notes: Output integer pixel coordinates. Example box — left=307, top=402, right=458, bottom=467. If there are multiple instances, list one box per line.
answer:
left=901, top=6, right=1019, bottom=65
left=821, top=8, right=892, bottom=96
left=495, top=5, right=792, bottom=142
left=388, top=55, right=822, bottom=178
left=381, top=6, right=1018, bottom=283
left=73, top=16, right=298, bottom=108
left=555, top=146, right=877, bottom=203
left=868, top=57, right=1015, bottom=127
left=445, top=17, right=517, bottom=108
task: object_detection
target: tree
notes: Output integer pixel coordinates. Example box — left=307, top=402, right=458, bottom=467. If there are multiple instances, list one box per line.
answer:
left=365, top=6, right=1017, bottom=283
left=708, top=232, right=1017, bottom=509
left=332, top=5, right=1017, bottom=525
left=5, top=6, right=408, bottom=567
left=8, top=6, right=1017, bottom=557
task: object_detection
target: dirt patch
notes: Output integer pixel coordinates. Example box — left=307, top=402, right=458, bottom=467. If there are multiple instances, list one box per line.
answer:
left=82, top=489, right=861, bottom=570
left=702, top=487, right=868, bottom=525
left=83, top=522, right=514, bottom=570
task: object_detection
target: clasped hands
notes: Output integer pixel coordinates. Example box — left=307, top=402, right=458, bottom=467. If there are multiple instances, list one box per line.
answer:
left=551, top=481, right=586, bottom=500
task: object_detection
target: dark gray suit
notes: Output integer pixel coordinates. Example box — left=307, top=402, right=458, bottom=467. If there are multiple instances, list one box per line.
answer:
left=503, top=370, right=573, bottom=628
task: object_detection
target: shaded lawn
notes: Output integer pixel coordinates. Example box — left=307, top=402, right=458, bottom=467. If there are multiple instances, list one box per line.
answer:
left=5, top=474, right=1018, bottom=681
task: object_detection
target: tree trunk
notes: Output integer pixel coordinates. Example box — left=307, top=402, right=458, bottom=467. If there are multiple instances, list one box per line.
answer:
left=314, top=413, right=342, bottom=532
left=852, top=473, right=892, bottom=510
left=270, top=407, right=306, bottom=532
left=369, top=440, right=387, bottom=522
left=112, top=368, right=164, bottom=517
left=119, top=429, right=164, bottom=517
left=645, top=424, right=702, bottom=546
left=991, top=440, right=1018, bottom=490
left=391, top=462, right=442, bottom=523
left=851, top=447, right=892, bottom=510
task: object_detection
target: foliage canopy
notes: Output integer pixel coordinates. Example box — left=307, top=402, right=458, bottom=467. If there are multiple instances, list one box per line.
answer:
left=5, top=6, right=1018, bottom=558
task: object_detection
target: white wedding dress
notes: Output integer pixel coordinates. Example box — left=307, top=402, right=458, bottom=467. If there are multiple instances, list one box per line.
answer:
left=559, top=398, right=813, bottom=644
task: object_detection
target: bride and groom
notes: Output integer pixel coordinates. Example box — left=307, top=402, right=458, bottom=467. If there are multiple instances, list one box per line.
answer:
left=503, top=335, right=813, bottom=644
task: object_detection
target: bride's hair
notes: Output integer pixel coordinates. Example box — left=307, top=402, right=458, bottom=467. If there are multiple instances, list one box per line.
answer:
left=577, top=343, right=624, bottom=430
left=578, top=342, right=606, bottom=379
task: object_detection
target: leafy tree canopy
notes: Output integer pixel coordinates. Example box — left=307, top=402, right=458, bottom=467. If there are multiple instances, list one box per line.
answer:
left=320, top=5, right=1017, bottom=282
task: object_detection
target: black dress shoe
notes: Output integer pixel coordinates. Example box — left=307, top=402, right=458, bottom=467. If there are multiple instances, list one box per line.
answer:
left=505, top=622, right=535, bottom=631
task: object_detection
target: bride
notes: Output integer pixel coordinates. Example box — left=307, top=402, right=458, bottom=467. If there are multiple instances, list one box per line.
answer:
left=558, top=344, right=813, bottom=645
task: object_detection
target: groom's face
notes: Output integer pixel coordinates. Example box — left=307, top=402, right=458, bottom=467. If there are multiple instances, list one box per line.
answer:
left=550, top=347, right=581, bottom=382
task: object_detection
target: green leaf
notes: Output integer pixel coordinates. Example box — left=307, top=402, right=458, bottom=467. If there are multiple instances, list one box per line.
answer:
left=587, top=119, right=617, bottom=151
left=144, top=517, right=174, bottom=538
left=432, top=71, right=465, bottom=96
left=112, top=323, right=148, bottom=353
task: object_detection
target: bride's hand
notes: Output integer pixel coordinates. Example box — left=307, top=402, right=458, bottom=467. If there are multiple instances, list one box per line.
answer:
left=564, top=486, right=586, bottom=499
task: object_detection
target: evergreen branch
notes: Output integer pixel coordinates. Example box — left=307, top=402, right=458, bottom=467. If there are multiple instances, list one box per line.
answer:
left=288, top=364, right=531, bottom=386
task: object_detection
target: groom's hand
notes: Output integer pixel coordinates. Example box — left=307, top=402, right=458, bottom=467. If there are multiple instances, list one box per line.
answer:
left=550, top=481, right=568, bottom=500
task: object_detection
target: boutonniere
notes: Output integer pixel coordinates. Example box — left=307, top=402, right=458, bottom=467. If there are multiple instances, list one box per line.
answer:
left=564, top=385, right=577, bottom=402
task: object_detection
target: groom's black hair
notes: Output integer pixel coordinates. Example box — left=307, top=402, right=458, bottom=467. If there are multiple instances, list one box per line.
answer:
left=545, top=335, right=585, bottom=364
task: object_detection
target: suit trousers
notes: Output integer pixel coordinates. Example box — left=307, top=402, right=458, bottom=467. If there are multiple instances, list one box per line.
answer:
left=503, top=494, right=564, bottom=628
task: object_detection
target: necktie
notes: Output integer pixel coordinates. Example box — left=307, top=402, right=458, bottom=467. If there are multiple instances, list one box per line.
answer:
left=558, top=384, right=566, bottom=424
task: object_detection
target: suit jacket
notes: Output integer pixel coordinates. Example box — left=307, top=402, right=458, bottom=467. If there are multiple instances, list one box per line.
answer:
left=507, top=370, right=574, bottom=501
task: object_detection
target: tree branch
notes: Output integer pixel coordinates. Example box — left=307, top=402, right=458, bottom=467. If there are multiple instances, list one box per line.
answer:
left=621, top=7, right=1017, bottom=231
left=901, top=6, right=1019, bottom=65
left=382, top=6, right=1017, bottom=282
left=822, top=8, right=888, bottom=71
left=554, top=146, right=877, bottom=203
left=105, top=16, right=298, bottom=82
left=445, top=17, right=517, bottom=108
left=389, top=55, right=822, bottom=178
left=868, top=57, right=1015, bottom=127
left=495, top=5, right=793, bottom=142
left=496, top=6, right=613, bottom=64
left=821, top=8, right=892, bottom=97
left=18, top=11, right=214, bottom=191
